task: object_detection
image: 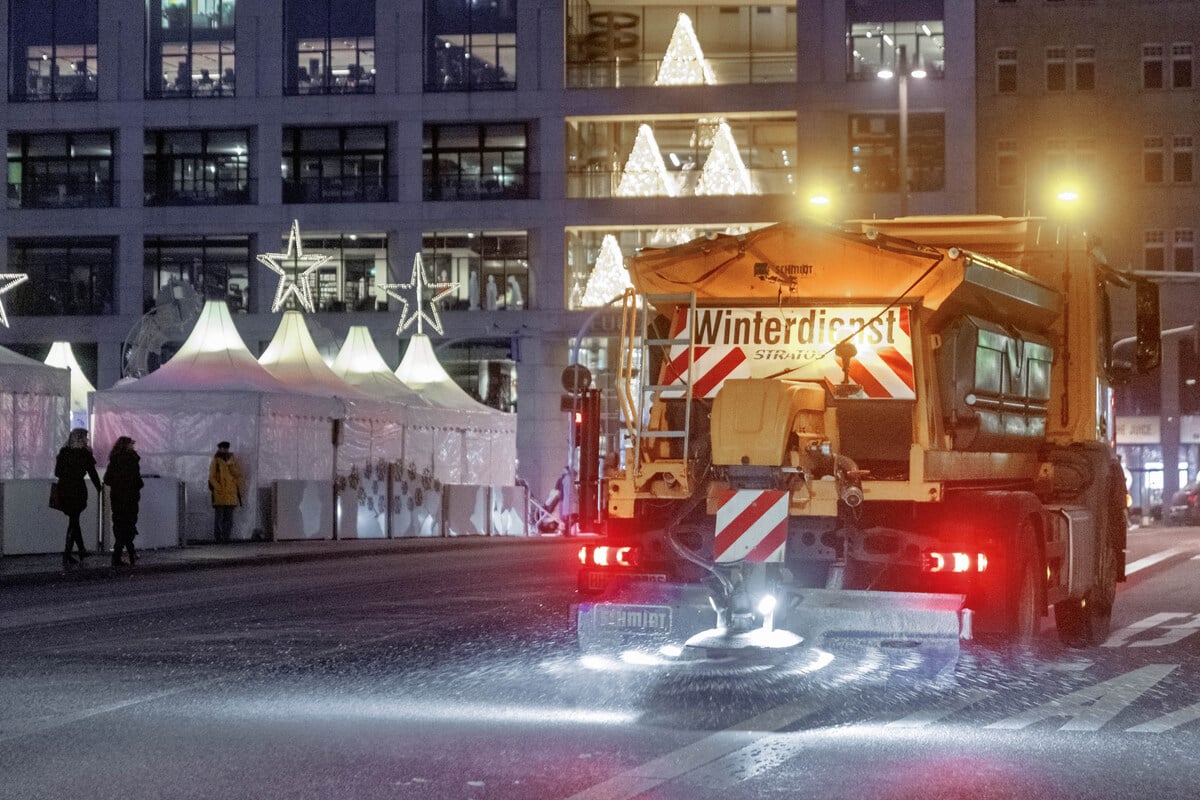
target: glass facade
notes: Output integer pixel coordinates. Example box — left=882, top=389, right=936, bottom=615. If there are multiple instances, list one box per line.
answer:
left=147, top=0, right=237, bottom=98
left=297, top=232, right=388, bottom=312
left=8, top=0, right=99, bottom=102
left=7, top=131, right=114, bottom=209
left=6, top=238, right=116, bottom=316
left=423, top=124, right=530, bottom=200
left=425, top=0, right=516, bottom=91
left=566, top=3, right=796, bottom=88
left=143, top=235, right=251, bottom=312
left=422, top=230, right=528, bottom=311
left=144, top=129, right=251, bottom=205
left=282, top=126, right=388, bottom=203
left=847, top=2, right=944, bottom=80
left=848, top=112, right=945, bottom=193
left=284, top=0, right=375, bottom=95
left=565, top=115, right=794, bottom=199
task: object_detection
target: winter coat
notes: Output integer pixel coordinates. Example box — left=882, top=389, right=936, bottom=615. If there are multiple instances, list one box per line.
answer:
left=54, top=447, right=101, bottom=515
left=209, top=453, right=244, bottom=507
left=104, top=450, right=144, bottom=524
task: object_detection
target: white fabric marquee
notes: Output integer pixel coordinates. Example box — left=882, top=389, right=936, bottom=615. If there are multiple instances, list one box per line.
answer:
left=45, top=341, right=95, bottom=430
left=0, top=345, right=70, bottom=479
left=91, top=301, right=341, bottom=540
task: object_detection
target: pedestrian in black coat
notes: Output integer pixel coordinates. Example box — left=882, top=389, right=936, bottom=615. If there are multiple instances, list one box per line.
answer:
left=104, top=436, right=143, bottom=567
left=54, top=428, right=102, bottom=567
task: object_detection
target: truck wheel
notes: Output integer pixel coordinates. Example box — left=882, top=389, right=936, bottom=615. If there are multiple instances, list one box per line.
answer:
left=1006, top=519, right=1041, bottom=643
left=1055, top=541, right=1116, bottom=648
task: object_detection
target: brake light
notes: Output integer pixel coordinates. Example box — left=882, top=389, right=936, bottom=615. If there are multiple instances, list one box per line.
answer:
left=924, top=550, right=988, bottom=573
left=579, top=545, right=639, bottom=568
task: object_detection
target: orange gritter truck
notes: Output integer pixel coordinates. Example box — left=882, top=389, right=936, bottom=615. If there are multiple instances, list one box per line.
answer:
left=575, top=216, right=1161, bottom=664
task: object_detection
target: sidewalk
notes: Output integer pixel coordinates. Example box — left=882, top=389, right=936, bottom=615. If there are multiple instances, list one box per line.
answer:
left=0, top=535, right=576, bottom=588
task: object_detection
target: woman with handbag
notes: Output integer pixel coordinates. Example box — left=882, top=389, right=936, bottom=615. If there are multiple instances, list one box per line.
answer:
left=54, top=428, right=102, bottom=567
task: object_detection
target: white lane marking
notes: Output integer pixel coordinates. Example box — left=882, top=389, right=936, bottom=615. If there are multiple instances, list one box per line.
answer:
left=1125, top=547, right=1186, bottom=575
left=562, top=701, right=825, bottom=800
left=884, top=689, right=997, bottom=728
left=1104, top=612, right=1195, bottom=648
left=1126, top=701, right=1200, bottom=733
left=1127, top=612, right=1200, bottom=648
left=985, top=664, right=1176, bottom=732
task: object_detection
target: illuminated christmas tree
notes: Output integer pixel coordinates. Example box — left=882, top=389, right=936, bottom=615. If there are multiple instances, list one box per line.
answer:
left=654, top=13, right=716, bottom=86
left=695, top=120, right=756, bottom=196
left=581, top=235, right=634, bottom=307
left=616, top=124, right=677, bottom=197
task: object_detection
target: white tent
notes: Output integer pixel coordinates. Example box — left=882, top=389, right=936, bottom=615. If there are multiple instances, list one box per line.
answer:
left=45, top=341, right=95, bottom=430
left=91, top=301, right=341, bottom=540
left=395, top=334, right=517, bottom=486
left=0, top=345, right=70, bottom=479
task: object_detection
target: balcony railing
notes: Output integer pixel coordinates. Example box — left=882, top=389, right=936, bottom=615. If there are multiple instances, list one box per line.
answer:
left=282, top=176, right=389, bottom=204
left=424, top=172, right=534, bottom=201
left=565, top=53, right=795, bottom=88
left=565, top=166, right=794, bottom=199
left=7, top=178, right=115, bottom=209
left=144, top=178, right=254, bottom=206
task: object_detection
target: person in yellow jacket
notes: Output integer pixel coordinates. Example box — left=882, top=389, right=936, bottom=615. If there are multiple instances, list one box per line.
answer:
left=208, top=441, right=244, bottom=542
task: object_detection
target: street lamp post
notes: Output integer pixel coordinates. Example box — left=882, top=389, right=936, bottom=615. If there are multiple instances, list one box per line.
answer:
left=879, top=45, right=925, bottom=217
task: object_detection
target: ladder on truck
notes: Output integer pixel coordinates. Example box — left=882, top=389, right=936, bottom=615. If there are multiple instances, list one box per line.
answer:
left=616, top=289, right=697, bottom=489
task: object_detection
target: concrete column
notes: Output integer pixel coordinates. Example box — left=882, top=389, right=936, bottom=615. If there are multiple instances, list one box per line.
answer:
left=517, top=334, right=571, bottom=503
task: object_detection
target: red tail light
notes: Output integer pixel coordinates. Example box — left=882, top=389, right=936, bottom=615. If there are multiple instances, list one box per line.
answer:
left=924, top=550, right=988, bottom=573
left=578, top=545, right=639, bottom=568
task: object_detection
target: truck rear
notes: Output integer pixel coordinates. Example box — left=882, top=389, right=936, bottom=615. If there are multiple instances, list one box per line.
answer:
left=576, top=217, right=1160, bottom=663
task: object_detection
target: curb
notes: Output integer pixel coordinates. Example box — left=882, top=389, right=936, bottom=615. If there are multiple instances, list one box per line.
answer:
left=0, top=536, right=578, bottom=589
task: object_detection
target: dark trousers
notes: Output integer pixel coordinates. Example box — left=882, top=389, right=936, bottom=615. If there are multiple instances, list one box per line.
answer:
left=63, top=511, right=87, bottom=557
left=112, top=508, right=138, bottom=564
left=213, top=506, right=234, bottom=542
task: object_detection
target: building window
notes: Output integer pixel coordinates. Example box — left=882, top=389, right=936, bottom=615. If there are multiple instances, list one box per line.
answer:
left=848, top=113, right=945, bottom=193
left=1143, top=44, right=1165, bottom=90
left=6, top=132, right=114, bottom=209
left=425, top=0, right=516, bottom=91
left=1045, top=47, right=1067, bottom=91
left=8, top=0, right=98, bottom=102
left=996, top=139, right=1020, bottom=188
left=1044, top=138, right=1069, bottom=182
left=6, top=238, right=116, bottom=316
left=847, top=15, right=945, bottom=81
left=1174, top=136, right=1194, bottom=183
left=281, top=126, right=389, bottom=203
left=567, top=5, right=796, bottom=89
left=144, top=236, right=251, bottom=312
left=1172, top=43, right=1193, bottom=89
left=424, top=124, right=529, bottom=200
left=1144, top=230, right=1165, bottom=270
left=423, top=230, right=528, bottom=312
left=565, top=115, right=794, bottom=199
left=1144, top=137, right=1164, bottom=183
left=288, top=232, right=388, bottom=312
left=1074, top=46, right=1095, bottom=90
left=284, top=0, right=374, bottom=95
left=1175, top=230, right=1195, bottom=272
left=144, top=129, right=250, bottom=206
left=996, top=48, right=1017, bottom=93
left=146, top=0, right=236, bottom=98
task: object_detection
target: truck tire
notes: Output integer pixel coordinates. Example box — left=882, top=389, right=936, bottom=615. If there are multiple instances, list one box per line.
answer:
left=1005, top=518, right=1041, bottom=643
left=1054, top=469, right=1121, bottom=648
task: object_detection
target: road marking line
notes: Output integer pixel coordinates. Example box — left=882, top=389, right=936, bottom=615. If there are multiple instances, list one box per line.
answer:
left=1126, top=701, right=1200, bottom=733
left=985, top=664, right=1176, bottom=732
left=1125, top=547, right=1186, bottom=575
left=562, top=701, right=825, bottom=800
left=884, top=689, right=997, bottom=728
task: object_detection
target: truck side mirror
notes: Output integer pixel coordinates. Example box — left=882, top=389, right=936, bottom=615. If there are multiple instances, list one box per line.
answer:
left=1134, top=279, right=1161, bottom=374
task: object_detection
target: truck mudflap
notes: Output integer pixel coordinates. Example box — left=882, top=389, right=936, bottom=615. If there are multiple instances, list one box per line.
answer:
left=576, top=581, right=969, bottom=662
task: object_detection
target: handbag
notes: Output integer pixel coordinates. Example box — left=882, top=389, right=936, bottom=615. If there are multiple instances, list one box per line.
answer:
left=48, top=482, right=64, bottom=511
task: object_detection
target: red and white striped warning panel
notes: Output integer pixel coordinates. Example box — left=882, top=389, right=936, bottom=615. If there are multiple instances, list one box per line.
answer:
left=714, top=489, right=789, bottom=563
left=659, top=305, right=915, bottom=400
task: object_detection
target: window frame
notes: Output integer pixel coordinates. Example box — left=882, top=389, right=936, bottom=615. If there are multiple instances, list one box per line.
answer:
left=1073, top=45, right=1095, bottom=91
left=146, top=0, right=237, bottom=99
left=281, top=125, right=390, bottom=204
left=6, top=130, right=115, bottom=209
left=1173, top=135, right=1194, bottom=184
left=1144, top=136, right=1165, bottom=183
left=8, top=0, right=100, bottom=102
left=1045, top=46, right=1067, bottom=92
left=144, top=128, right=251, bottom=206
left=1172, top=42, right=1193, bottom=89
left=423, top=123, right=530, bottom=200
left=996, top=47, right=1017, bottom=94
left=6, top=236, right=117, bottom=316
left=1143, top=43, right=1165, bottom=90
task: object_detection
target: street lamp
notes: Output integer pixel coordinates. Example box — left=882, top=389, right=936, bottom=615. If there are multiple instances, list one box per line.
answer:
left=878, top=45, right=925, bottom=217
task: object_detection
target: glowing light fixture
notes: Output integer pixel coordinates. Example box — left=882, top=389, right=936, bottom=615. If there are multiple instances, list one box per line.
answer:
left=256, top=220, right=329, bottom=313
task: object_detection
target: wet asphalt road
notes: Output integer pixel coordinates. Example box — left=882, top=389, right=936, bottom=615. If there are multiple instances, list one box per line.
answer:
left=0, top=528, right=1197, bottom=800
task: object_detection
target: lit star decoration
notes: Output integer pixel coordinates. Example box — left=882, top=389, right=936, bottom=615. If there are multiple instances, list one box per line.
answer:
left=256, top=220, right=330, bottom=313
left=0, top=273, right=29, bottom=328
left=383, top=253, right=458, bottom=335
